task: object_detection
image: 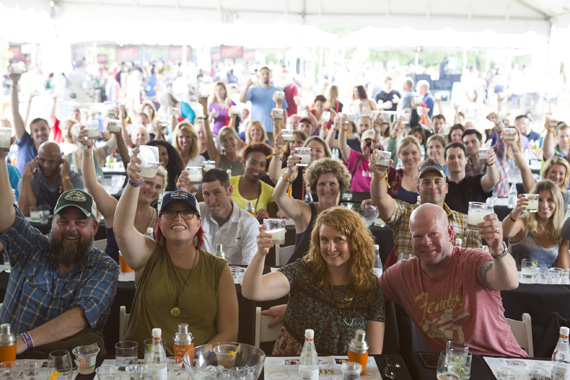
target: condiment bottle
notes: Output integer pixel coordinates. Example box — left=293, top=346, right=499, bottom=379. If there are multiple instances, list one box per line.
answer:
left=245, top=201, right=256, bottom=217
left=347, top=329, right=369, bottom=375
left=0, top=324, right=16, bottom=363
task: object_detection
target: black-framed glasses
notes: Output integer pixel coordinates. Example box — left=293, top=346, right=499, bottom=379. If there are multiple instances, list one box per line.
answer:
left=160, top=209, right=197, bottom=220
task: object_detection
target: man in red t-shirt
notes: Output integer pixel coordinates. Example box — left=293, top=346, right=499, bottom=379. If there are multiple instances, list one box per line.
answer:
left=380, top=203, right=528, bottom=357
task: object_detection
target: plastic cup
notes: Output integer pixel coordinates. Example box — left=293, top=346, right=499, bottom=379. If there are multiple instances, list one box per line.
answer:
left=95, top=365, right=117, bottom=380
left=203, top=161, right=216, bottom=171
left=478, top=148, right=489, bottom=161
left=340, top=362, right=362, bottom=380
left=0, top=128, right=11, bottom=152
left=115, top=341, right=138, bottom=366
left=295, top=147, right=311, bottom=167
left=108, top=119, right=122, bottom=133
left=85, top=120, right=100, bottom=139
left=264, top=219, right=286, bottom=245
left=273, top=108, right=284, bottom=120
left=374, top=150, right=391, bottom=169
left=185, top=166, right=203, bottom=182
left=503, top=127, right=517, bottom=141
left=167, top=356, right=183, bottom=380
left=281, top=129, right=294, bottom=142
left=524, top=193, right=538, bottom=212
left=138, top=145, right=160, bottom=178
left=213, top=344, right=239, bottom=369
left=72, top=345, right=99, bottom=375
left=467, top=202, right=493, bottom=230
left=521, top=259, right=538, bottom=281
left=48, top=350, right=73, bottom=380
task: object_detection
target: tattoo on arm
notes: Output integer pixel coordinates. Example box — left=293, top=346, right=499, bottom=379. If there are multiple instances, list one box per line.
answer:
left=104, top=144, right=111, bottom=156
left=480, top=261, right=494, bottom=290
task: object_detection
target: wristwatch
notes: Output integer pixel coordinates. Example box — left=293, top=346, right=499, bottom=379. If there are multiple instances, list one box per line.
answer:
left=489, top=241, right=508, bottom=259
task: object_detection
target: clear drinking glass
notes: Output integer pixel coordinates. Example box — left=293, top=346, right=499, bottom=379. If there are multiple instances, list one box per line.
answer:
left=263, top=219, right=286, bottom=245
left=48, top=350, right=73, bottom=380
left=467, top=202, right=493, bottom=230
left=115, top=340, right=138, bottom=366
left=436, top=352, right=460, bottom=380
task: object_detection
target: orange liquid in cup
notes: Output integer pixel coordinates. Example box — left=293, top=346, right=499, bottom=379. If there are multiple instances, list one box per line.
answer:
left=347, top=350, right=368, bottom=375
left=0, top=344, right=17, bottom=363
left=119, top=256, right=132, bottom=273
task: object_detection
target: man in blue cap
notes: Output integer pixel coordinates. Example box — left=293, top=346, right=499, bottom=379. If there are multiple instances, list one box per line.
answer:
left=0, top=147, right=118, bottom=354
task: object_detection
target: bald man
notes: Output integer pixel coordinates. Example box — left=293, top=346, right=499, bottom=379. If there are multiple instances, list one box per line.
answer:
left=379, top=203, right=527, bottom=357
left=18, top=142, right=84, bottom=216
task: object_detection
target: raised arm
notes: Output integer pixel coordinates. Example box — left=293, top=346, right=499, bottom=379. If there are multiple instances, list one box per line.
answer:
left=17, top=159, right=39, bottom=217
left=501, top=195, right=528, bottom=240
left=478, top=213, right=519, bottom=291
left=369, top=154, right=395, bottom=221
left=273, top=155, right=309, bottom=224
left=242, top=226, right=290, bottom=301
left=480, top=148, right=500, bottom=193
left=0, top=139, right=16, bottom=233
left=113, top=149, right=156, bottom=272
left=268, top=132, right=286, bottom=184
left=542, top=118, right=557, bottom=160
left=94, top=133, right=118, bottom=169
left=336, top=116, right=352, bottom=162
left=9, top=72, right=26, bottom=142
left=239, top=79, right=253, bottom=103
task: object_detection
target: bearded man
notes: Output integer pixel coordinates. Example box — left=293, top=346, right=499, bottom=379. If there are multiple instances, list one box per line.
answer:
left=0, top=182, right=118, bottom=354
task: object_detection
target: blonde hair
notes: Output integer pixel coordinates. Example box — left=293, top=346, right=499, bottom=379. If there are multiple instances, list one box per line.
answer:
left=542, top=156, right=570, bottom=192
left=155, top=166, right=168, bottom=192
left=521, top=180, right=564, bottom=242
left=325, top=84, right=340, bottom=109
left=245, top=120, right=268, bottom=145
left=304, top=158, right=351, bottom=193
left=172, top=122, right=200, bottom=161
left=304, top=207, right=377, bottom=294
left=397, top=135, right=422, bottom=156
left=426, top=134, right=446, bottom=149
left=131, top=125, right=149, bottom=146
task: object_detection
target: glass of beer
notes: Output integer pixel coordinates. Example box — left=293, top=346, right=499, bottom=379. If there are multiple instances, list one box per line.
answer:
left=274, top=91, right=285, bottom=108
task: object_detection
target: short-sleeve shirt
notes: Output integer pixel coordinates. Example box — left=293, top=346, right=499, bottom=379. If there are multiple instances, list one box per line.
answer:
left=445, top=175, right=492, bottom=214
left=229, top=176, right=274, bottom=212
left=380, top=247, right=528, bottom=357
left=15, top=132, right=37, bottom=176
left=278, top=259, right=385, bottom=355
left=385, top=201, right=481, bottom=255
left=247, top=86, right=288, bottom=133
left=344, top=149, right=373, bottom=192
left=0, top=207, right=119, bottom=334
left=19, top=170, right=85, bottom=212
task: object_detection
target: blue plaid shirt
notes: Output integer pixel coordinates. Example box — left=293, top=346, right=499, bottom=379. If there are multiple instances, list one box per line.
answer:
left=0, top=207, right=119, bottom=334
left=465, top=140, right=510, bottom=197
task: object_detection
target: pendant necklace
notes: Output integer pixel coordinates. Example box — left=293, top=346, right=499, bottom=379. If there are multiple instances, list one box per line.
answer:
left=171, top=251, right=198, bottom=317
left=329, top=282, right=356, bottom=327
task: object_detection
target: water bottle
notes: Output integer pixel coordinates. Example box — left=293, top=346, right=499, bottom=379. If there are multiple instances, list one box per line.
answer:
left=507, top=182, right=518, bottom=209
left=347, top=329, right=369, bottom=375
left=146, top=328, right=167, bottom=380
left=0, top=324, right=16, bottom=363
left=299, top=329, right=319, bottom=380
left=455, top=238, right=463, bottom=248
left=552, top=326, right=570, bottom=380
left=373, top=244, right=383, bottom=277
left=215, top=244, right=226, bottom=260
left=173, top=323, right=194, bottom=361
left=146, top=227, right=154, bottom=240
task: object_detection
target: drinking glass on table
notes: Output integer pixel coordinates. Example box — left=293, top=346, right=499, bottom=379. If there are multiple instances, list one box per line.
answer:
left=495, top=367, right=517, bottom=380
left=467, top=202, right=493, bottom=230
left=521, top=259, right=538, bottom=281
left=48, top=350, right=73, bottom=380
left=436, top=352, right=460, bottom=380
left=115, top=341, right=138, bottom=366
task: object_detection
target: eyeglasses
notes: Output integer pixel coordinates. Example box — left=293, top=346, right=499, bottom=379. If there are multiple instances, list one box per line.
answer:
left=160, top=209, right=197, bottom=220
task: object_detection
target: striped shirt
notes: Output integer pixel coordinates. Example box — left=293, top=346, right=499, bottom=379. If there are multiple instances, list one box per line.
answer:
left=385, top=200, right=482, bottom=256
left=0, top=207, right=119, bottom=334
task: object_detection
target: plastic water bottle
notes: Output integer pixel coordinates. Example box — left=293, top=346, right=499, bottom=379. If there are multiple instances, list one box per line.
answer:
left=146, top=227, right=154, bottom=240
left=552, top=327, right=570, bottom=379
left=507, top=182, right=518, bottom=209
left=299, top=329, right=319, bottom=380
left=146, top=328, right=167, bottom=380
left=373, top=244, right=383, bottom=277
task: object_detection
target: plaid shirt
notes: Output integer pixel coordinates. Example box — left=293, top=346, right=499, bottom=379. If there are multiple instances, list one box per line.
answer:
left=465, top=141, right=510, bottom=197
left=386, top=200, right=481, bottom=256
left=0, top=207, right=119, bottom=334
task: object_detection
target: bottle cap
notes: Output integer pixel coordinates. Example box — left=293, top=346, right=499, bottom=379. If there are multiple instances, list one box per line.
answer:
left=304, top=329, right=314, bottom=339
left=561, top=326, right=569, bottom=336
left=178, top=323, right=189, bottom=334
left=152, top=328, right=162, bottom=338
left=0, top=324, right=10, bottom=335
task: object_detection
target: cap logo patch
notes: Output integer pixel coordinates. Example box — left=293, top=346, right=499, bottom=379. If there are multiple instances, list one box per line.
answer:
left=64, top=190, right=86, bottom=202
left=171, top=191, right=188, bottom=200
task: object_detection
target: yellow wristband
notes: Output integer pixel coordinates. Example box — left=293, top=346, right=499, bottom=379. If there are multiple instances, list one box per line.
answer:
left=62, top=176, right=70, bottom=182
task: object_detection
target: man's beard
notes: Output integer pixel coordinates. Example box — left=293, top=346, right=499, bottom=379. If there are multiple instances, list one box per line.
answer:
left=48, top=230, right=94, bottom=267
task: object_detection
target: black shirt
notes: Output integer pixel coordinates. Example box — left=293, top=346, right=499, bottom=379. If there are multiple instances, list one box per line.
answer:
left=375, top=90, right=401, bottom=111
left=445, top=174, right=492, bottom=214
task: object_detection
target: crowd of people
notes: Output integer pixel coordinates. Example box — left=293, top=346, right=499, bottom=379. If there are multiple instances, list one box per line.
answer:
left=0, top=59, right=568, bottom=360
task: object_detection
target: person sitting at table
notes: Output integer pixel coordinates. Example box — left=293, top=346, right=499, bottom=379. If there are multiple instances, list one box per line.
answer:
left=18, top=142, right=85, bottom=216
left=380, top=203, right=527, bottom=357
left=242, top=206, right=385, bottom=355
left=172, top=122, right=205, bottom=168
left=114, top=154, right=238, bottom=356
left=146, top=140, right=184, bottom=192
left=370, top=160, right=482, bottom=262
left=444, top=143, right=499, bottom=214
left=0, top=142, right=118, bottom=354
left=268, top=134, right=330, bottom=202
left=230, top=143, right=278, bottom=221
left=177, top=168, right=259, bottom=265
left=502, top=179, right=569, bottom=269
left=385, top=136, right=422, bottom=205
left=328, top=113, right=381, bottom=193
left=508, top=142, right=570, bottom=211
left=80, top=134, right=167, bottom=262
left=274, top=157, right=351, bottom=264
